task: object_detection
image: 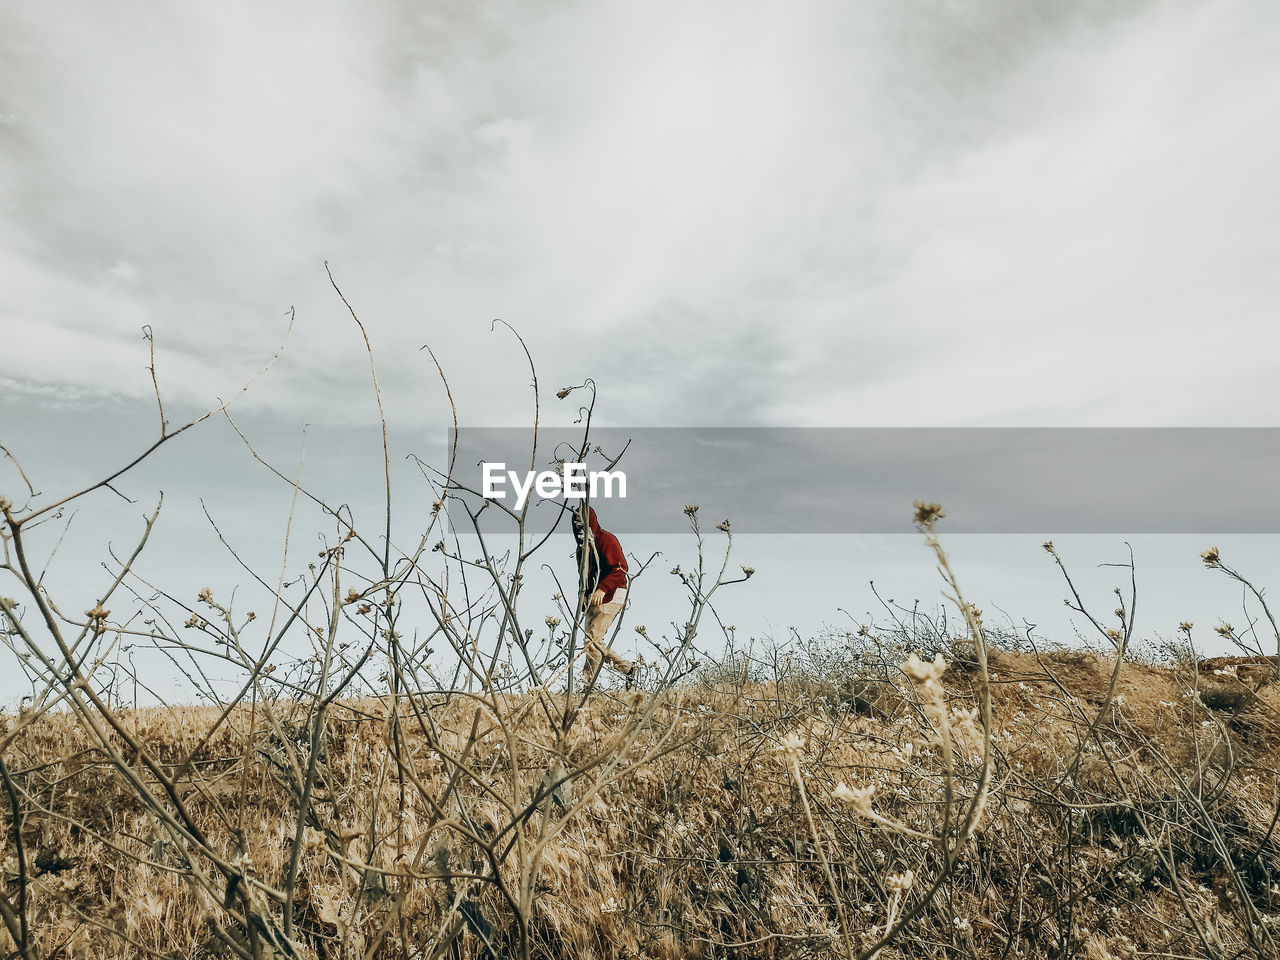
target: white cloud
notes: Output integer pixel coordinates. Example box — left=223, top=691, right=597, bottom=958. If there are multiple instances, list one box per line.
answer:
left=107, top=260, right=140, bottom=283
left=768, top=0, right=1280, bottom=425
left=1, top=0, right=1277, bottom=431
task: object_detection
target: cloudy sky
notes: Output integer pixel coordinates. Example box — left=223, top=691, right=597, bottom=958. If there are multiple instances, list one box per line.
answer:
left=3, top=0, right=1280, bottom=700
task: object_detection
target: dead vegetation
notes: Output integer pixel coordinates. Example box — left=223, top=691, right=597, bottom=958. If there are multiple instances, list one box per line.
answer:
left=2, top=645, right=1280, bottom=959
left=3, top=307, right=1280, bottom=958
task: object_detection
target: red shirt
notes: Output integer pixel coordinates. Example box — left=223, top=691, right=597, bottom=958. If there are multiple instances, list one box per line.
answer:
left=576, top=507, right=628, bottom=603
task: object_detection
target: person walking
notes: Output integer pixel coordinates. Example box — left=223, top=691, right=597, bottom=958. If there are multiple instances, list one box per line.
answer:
left=570, top=505, right=635, bottom=687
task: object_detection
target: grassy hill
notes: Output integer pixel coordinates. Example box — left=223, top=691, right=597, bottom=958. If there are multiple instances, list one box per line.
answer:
left=3, top=645, right=1279, bottom=959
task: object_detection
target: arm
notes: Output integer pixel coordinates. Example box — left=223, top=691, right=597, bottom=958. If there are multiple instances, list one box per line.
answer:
left=595, top=533, right=629, bottom=599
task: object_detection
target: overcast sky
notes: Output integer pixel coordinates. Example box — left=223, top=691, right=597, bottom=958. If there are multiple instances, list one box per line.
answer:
left=4, top=0, right=1280, bottom=701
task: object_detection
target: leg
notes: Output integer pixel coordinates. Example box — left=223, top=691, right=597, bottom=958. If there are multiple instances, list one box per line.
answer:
left=583, top=601, right=631, bottom=682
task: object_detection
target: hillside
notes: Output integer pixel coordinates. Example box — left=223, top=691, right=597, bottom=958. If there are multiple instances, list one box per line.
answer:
left=2, top=646, right=1279, bottom=959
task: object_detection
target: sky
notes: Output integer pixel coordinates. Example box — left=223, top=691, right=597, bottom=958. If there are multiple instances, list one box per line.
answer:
left=3, top=0, right=1280, bottom=701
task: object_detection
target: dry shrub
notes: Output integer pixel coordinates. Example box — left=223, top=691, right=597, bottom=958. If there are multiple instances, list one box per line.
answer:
left=1198, top=680, right=1255, bottom=713
left=4, top=648, right=1279, bottom=959
left=5, top=320, right=1280, bottom=959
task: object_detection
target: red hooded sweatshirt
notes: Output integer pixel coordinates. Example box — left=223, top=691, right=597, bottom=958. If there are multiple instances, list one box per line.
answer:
left=575, top=506, right=628, bottom=604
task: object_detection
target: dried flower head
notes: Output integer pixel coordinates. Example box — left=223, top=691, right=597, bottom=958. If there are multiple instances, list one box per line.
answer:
left=545, top=615, right=561, bottom=629
left=1200, top=546, right=1220, bottom=567
left=740, top=565, right=755, bottom=578
left=886, top=869, right=915, bottom=892
left=912, top=501, right=946, bottom=528
left=832, top=781, right=875, bottom=817
left=1214, top=623, right=1234, bottom=637
left=197, top=587, right=213, bottom=604
left=776, top=731, right=806, bottom=760
left=902, top=651, right=947, bottom=685
left=556, top=388, right=570, bottom=399
left=683, top=504, right=700, bottom=517
left=1179, top=621, right=1194, bottom=633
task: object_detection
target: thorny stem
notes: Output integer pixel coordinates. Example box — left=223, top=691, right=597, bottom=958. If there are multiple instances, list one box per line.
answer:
left=857, top=512, right=994, bottom=960
left=0, top=749, right=32, bottom=958
left=788, top=753, right=854, bottom=960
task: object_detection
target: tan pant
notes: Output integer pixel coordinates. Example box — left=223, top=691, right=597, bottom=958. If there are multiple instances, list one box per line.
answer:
left=582, top=593, right=633, bottom=680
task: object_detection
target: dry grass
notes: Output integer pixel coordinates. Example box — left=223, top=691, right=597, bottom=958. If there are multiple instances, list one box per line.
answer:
left=4, top=648, right=1280, bottom=959
left=10, top=271, right=1278, bottom=960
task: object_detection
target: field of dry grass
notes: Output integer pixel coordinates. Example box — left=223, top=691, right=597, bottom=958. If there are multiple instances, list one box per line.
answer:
left=3, top=644, right=1279, bottom=960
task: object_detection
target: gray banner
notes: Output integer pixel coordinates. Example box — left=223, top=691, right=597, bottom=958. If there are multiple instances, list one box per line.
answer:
left=442, top=427, right=1279, bottom=534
